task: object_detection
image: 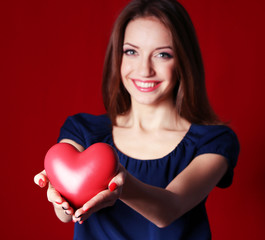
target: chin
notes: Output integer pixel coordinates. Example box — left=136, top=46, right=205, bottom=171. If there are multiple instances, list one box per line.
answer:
left=132, top=96, right=164, bottom=106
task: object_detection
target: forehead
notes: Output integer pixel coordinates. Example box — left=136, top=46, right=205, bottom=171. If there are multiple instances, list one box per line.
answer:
left=123, top=16, right=173, bottom=46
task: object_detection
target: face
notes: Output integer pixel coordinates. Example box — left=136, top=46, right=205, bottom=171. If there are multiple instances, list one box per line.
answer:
left=120, top=16, right=176, bottom=106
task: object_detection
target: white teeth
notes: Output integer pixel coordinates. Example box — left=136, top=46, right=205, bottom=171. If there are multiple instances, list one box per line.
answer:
left=135, top=81, right=156, bottom=88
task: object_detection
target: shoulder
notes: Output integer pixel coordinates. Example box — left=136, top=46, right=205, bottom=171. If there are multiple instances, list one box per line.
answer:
left=66, top=113, right=111, bottom=126
left=58, top=113, right=112, bottom=147
left=191, top=124, right=239, bottom=148
left=192, top=124, right=236, bottom=137
left=190, top=124, right=240, bottom=188
left=191, top=124, right=240, bottom=155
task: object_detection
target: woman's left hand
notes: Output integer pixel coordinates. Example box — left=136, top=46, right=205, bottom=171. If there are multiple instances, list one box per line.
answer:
left=73, top=164, right=127, bottom=224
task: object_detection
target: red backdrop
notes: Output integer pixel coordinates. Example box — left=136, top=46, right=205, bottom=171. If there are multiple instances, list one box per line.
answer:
left=1, top=0, right=264, bottom=239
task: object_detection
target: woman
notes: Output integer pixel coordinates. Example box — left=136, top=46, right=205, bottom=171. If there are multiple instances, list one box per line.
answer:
left=34, top=0, right=239, bottom=239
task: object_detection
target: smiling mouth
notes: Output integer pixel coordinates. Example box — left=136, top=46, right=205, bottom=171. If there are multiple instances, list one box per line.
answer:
left=132, top=79, right=161, bottom=92
left=135, top=81, right=157, bottom=88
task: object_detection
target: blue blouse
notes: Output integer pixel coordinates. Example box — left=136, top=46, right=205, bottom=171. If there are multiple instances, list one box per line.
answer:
left=58, top=113, right=239, bottom=240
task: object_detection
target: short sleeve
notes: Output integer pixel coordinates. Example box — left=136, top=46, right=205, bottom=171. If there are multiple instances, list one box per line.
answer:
left=57, top=113, right=112, bottom=148
left=194, top=125, right=240, bottom=188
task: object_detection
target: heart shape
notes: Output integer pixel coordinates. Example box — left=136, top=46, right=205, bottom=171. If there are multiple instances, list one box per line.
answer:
left=44, top=142, right=119, bottom=209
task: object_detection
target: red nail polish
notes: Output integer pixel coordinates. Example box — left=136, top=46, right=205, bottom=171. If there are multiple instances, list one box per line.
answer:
left=39, top=179, right=45, bottom=188
left=109, top=182, right=117, bottom=192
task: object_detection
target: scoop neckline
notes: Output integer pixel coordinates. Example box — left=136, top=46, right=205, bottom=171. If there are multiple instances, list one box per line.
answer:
left=110, top=124, right=194, bottom=162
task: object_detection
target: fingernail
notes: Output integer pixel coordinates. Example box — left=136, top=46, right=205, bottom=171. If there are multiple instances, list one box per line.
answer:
left=39, top=179, right=45, bottom=188
left=79, top=221, right=83, bottom=224
left=55, top=199, right=62, bottom=204
left=109, top=182, right=117, bottom=192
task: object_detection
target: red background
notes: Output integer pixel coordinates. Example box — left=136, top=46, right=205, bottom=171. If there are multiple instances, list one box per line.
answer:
left=1, top=0, right=264, bottom=239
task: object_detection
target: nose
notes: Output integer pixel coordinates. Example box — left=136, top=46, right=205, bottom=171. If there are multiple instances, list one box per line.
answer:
left=137, top=56, right=155, bottom=77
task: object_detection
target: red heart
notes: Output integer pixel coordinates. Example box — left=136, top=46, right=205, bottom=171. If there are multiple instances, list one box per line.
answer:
left=44, top=142, right=119, bottom=209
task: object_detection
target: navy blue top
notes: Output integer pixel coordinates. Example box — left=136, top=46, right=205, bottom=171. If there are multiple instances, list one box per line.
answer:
left=58, top=113, right=239, bottom=240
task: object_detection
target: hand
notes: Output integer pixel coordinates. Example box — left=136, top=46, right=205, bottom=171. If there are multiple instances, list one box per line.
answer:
left=34, top=170, right=74, bottom=222
left=73, top=164, right=127, bottom=224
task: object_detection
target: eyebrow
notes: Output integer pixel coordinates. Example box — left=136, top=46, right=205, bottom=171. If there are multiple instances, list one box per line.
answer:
left=123, top=42, right=173, bottom=50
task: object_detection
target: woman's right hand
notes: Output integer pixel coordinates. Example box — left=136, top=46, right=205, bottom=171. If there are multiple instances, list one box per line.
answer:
left=34, top=170, right=74, bottom=222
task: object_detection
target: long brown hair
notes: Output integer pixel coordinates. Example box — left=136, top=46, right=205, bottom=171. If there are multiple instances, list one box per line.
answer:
left=102, top=0, right=220, bottom=125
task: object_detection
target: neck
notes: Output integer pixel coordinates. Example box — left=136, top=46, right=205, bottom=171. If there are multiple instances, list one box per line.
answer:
left=118, top=99, right=188, bottom=131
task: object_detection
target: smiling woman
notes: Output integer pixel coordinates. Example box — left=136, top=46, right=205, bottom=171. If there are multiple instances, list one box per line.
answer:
left=34, top=0, right=240, bottom=239
left=102, top=0, right=219, bottom=126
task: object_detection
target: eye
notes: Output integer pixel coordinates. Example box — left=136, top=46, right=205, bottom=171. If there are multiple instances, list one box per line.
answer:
left=156, top=52, right=173, bottom=59
left=123, top=49, right=137, bottom=56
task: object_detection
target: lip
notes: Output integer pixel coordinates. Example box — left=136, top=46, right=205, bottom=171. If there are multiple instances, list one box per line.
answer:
left=132, top=79, right=162, bottom=92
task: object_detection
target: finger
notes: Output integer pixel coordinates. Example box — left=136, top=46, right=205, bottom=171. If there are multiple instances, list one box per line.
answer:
left=34, top=170, right=49, bottom=188
left=108, top=164, right=127, bottom=192
left=47, top=182, right=64, bottom=204
left=74, top=205, right=88, bottom=220
left=72, top=206, right=88, bottom=223
left=73, top=190, right=117, bottom=224
left=82, top=189, right=114, bottom=213
left=61, top=201, right=74, bottom=215
left=62, top=206, right=74, bottom=216
left=73, top=206, right=92, bottom=223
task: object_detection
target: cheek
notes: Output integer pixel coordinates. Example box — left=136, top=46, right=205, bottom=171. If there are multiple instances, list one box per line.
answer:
left=120, top=61, right=128, bottom=87
left=157, top=63, right=175, bottom=80
left=167, top=62, right=176, bottom=79
left=120, top=59, right=131, bottom=79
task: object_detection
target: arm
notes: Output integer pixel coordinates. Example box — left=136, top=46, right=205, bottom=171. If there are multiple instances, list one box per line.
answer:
left=73, top=153, right=227, bottom=226
left=36, top=140, right=227, bottom=227
left=120, top=153, right=228, bottom=228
